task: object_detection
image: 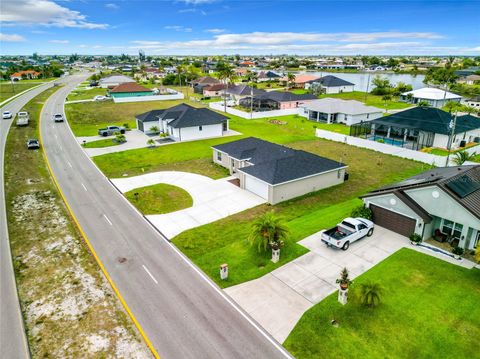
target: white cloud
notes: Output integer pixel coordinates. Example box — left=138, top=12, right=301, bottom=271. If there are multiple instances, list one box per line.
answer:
left=105, top=3, right=119, bottom=10
left=0, top=33, right=26, bottom=42
left=205, top=28, right=226, bottom=34
left=164, top=25, right=192, bottom=32
left=0, top=0, right=108, bottom=29
left=178, top=0, right=217, bottom=4
left=49, top=39, right=69, bottom=44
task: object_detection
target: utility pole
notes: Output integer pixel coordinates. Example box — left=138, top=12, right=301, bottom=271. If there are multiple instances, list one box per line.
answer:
left=364, top=72, right=371, bottom=103
left=445, top=111, right=457, bottom=167
left=250, top=83, right=253, bottom=120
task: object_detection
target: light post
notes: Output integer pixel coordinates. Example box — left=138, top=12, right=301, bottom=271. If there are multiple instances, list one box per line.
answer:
left=364, top=72, right=371, bottom=103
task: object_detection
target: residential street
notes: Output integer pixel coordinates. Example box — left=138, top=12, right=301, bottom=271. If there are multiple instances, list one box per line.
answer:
left=0, top=80, right=59, bottom=359
left=39, top=74, right=292, bottom=358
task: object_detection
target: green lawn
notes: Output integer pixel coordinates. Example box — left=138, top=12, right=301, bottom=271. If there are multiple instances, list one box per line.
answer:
left=284, top=249, right=480, bottom=359
left=83, top=138, right=121, bottom=148
left=0, top=82, right=41, bottom=102
left=67, top=87, right=107, bottom=101
left=172, top=139, right=426, bottom=288
left=125, top=183, right=193, bottom=215
left=319, top=91, right=412, bottom=110
left=423, top=144, right=479, bottom=157
left=65, top=99, right=204, bottom=136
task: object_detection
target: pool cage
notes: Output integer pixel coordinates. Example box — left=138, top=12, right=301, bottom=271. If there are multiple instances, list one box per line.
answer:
left=350, top=121, right=435, bottom=151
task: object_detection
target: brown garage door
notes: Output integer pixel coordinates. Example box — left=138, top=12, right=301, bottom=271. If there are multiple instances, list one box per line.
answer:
left=370, top=204, right=416, bottom=237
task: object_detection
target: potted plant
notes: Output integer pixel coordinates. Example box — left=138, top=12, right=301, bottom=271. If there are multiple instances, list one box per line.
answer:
left=336, top=267, right=352, bottom=290
left=410, top=233, right=422, bottom=245
left=452, top=246, right=464, bottom=260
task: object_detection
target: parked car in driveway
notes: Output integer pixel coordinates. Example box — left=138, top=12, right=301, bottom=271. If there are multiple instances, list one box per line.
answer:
left=94, top=95, right=107, bottom=101
left=26, top=138, right=40, bottom=149
left=16, top=111, right=29, bottom=126
left=321, top=217, right=374, bottom=250
left=98, top=125, right=125, bottom=136
left=2, top=111, right=13, bottom=119
left=52, top=113, right=64, bottom=122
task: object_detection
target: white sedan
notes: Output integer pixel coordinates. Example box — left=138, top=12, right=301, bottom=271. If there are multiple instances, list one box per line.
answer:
left=2, top=111, right=13, bottom=119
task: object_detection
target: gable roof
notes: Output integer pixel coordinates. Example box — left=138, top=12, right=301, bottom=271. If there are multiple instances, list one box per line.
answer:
left=212, top=137, right=346, bottom=185
left=192, top=76, right=220, bottom=85
left=99, top=74, right=136, bottom=84
left=226, top=84, right=265, bottom=96
left=370, top=107, right=480, bottom=135
left=136, top=110, right=165, bottom=123
left=307, top=75, right=355, bottom=87
left=157, top=103, right=228, bottom=128
left=251, top=91, right=317, bottom=103
left=110, top=82, right=152, bottom=93
left=363, top=165, right=480, bottom=219
left=204, top=83, right=227, bottom=91
left=303, top=98, right=382, bottom=115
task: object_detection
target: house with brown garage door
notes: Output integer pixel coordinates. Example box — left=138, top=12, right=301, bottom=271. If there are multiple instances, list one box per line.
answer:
left=361, top=165, right=480, bottom=251
left=212, top=137, right=347, bottom=204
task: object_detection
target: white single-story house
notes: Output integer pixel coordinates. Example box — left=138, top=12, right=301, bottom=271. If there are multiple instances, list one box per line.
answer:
left=99, top=74, right=136, bottom=88
left=300, top=98, right=383, bottom=126
left=400, top=87, right=462, bottom=108
left=464, top=96, right=480, bottom=109
left=136, top=103, right=229, bottom=141
left=305, top=75, right=355, bottom=94
left=212, top=137, right=347, bottom=204
left=362, top=165, right=480, bottom=251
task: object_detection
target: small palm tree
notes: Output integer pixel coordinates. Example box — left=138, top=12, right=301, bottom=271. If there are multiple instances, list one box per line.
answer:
left=249, top=211, right=289, bottom=253
left=287, top=72, right=295, bottom=90
left=150, top=125, right=159, bottom=134
left=217, top=64, right=235, bottom=112
left=382, top=94, right=392, bottom=108
left=417, top=100, right=430, bottom=107
left=146, top=139, right=155, bottom=148
left=358, top=282, right=384, bottom=308
left=452, top=150, right=477, bottom=165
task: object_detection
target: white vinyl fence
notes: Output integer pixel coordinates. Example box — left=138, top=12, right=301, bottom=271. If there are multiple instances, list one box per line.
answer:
left=113, top=91, right=184, bottom=103
left=209, top=102, right=300, bottom=119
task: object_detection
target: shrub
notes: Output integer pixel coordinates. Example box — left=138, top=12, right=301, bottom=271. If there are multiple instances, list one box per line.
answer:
left=452, top=246, right=464, bottom=256
left=114, top=132, right=126, bottom=143
left=146, top=139, right=155, bottom=148
left=123, top=123, right=130, bottom=130
left=410, top=233, right=422, bottom=244
left=351, top=205, right=373, bottom=220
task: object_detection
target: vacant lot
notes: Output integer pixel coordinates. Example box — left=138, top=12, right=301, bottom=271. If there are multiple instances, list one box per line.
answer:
left=172, top=138, right=426, bottom=288
left=125, top=183, right=193, bottom=214
left=65, top=99, right=204, bottom=136
left=5, top=87, right=150, bottom=358
left=0, top=82, right=41, bottom=102
left=284, top=249, right=480, bottom=359
left=67, top=87, right=107, bottom=101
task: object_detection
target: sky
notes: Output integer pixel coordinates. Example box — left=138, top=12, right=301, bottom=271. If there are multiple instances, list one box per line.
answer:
left=0, top=0, right=479, bottom=56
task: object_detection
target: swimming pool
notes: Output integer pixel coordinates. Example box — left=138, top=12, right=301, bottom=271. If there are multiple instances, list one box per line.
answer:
left=368, top=136, right=405, bottom=147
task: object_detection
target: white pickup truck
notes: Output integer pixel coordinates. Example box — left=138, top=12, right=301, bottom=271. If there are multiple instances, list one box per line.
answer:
left=321, top=217, right=374, bottom=250
left=16, top=111, right=29, bottom=126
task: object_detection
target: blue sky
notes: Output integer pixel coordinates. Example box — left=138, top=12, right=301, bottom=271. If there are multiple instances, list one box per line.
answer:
left=0, top=0, right=479, bottom=55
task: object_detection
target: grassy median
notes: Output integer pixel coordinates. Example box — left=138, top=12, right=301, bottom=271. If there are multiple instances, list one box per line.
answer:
left=4, top=87, right=150, bottom=358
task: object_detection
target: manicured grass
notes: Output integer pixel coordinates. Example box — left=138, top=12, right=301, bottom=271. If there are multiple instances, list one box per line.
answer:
left=319, top=91, right=411, bottom=110
left=65, top=99, right=204, bottom=136
left=125, top=183, right=193, bottom=215
left=67, top=87, right=107, bottom=101
left=173, top=139, right=427, bottom=288
left=472, top=153, right=480, bottom=163
left=82, top=138, right=121, bottom=148
left=423, top=143, right=479, bottom=156
left=284, top=249, right=480, bottom=359
left=0, top=82, right=40, bottom=102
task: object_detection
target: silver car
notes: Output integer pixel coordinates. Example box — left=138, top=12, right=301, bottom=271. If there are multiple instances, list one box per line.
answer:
left=53, top=113, right=64, bottom=122
left=27, top=139, right=40, bottom=149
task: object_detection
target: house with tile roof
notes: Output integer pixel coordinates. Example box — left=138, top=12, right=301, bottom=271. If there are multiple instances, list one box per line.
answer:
left=10, top=70, right=41, bottom=81
left=109, top=82, right=153, bottom=99
left=136, top=103, right=229, bottom=141
left=362, top=165, right=480, bottom=250
left=212, top=137, right=347, bottom=204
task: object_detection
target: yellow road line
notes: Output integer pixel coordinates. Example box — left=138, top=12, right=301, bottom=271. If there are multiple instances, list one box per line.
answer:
left=39, top=87, right=160, bottom=359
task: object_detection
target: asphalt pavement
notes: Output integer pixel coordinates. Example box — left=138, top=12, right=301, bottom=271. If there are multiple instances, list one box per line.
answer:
left=0, top=80, right=61, bottom=359
left=39, top=74, right=292, bottom=359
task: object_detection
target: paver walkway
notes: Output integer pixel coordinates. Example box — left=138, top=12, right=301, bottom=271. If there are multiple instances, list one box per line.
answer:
left=111, top=171, right=265, bottom=239
left=225, top=226, right=477, bottom=343
left=315, top=129, right=477, bottom=166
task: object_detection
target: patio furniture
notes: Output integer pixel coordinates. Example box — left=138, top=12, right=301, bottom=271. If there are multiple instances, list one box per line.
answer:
left=433, top=229, right=447, bottom=243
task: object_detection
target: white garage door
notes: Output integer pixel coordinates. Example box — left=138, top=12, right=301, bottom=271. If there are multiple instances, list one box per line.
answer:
left=245, top=176, right=269, bottom=199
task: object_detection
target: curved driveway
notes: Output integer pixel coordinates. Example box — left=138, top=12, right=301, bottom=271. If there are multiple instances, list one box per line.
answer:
left=40, top=75, right=291, bottom=358
left=111, top=171, right=265, bottom=239
left=1, top=80, right=59, bottom=359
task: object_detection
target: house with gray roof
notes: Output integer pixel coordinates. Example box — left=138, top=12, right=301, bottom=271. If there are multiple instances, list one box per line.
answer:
left=300, top=98, right=383, bottom=125
left=136, top=104, right=229, bottom=141
left=239, top=91, right=317, bottom=111
left=362, top=165, right=480, bottom=251
left=212, top=137, right=347, bottom=204
left=305, top=75, right=355, bottom=94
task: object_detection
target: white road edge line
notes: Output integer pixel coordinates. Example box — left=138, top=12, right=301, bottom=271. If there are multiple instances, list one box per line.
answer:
left=142, top=265, right=158, bottom=284
left=81, top=183, right=87, bottom=191
left=67, top=161, right=72, bottom=168
left=61, top=79, right=292, bottom=359
left=103, top=214, right=113, bottom=226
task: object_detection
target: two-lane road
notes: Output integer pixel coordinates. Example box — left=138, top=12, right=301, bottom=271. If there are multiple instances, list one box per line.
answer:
left=40, top=75, right=292, bottom=358
left=0, top=79, right=62, bottom=359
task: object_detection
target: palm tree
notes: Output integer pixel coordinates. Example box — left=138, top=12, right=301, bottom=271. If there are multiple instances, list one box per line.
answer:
left=249, top=211, right=289, bottom=253
left=382, top=94, right=392, bottom=108
left=286, top=72, right=295, bottom=90
left=217, top=64, right=235, bottom=113
left=417, top=100, right=430, bottom=107
left=358, top=282, right=384, bottom=308
left=452, top=150, right=477, bottom=165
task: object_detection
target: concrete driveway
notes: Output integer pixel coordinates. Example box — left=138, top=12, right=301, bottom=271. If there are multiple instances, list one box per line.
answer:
left=225, top=226, right=408, bottom=343
left=111, top=171, right=265, bottom=239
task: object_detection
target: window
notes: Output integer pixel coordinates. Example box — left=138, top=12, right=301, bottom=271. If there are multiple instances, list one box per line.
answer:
left=442, top=219, right=454, bottom=235
left=453, top=223, right=463, bottom=239
left=217, top=152, right=222, bottom=161
left=199, top=125, right=203, bottom=131
left=442, top=219, right=463, bottom=239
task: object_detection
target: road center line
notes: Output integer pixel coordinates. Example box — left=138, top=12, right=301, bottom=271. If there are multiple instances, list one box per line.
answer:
left=142, top=265, right=158, bottom=284
left=103, top=214, right=113, bottom=226
left=81, top=183, right=87, bottom=191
